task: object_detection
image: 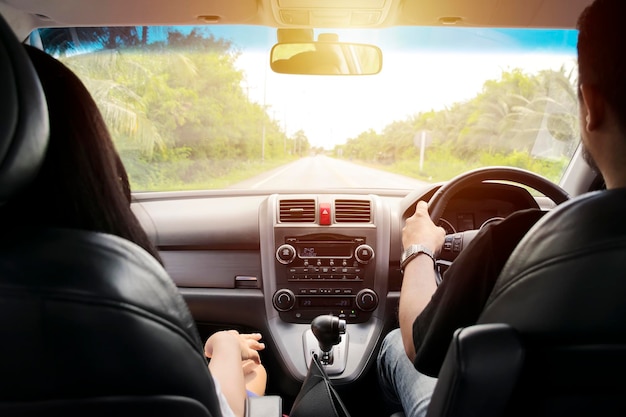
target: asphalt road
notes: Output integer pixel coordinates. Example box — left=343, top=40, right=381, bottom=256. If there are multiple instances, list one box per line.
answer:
left=230, top=155, right=430, bottom=190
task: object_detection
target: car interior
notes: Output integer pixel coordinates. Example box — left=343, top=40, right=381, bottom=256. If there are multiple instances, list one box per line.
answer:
left=2, top=0, right=625, bottom=416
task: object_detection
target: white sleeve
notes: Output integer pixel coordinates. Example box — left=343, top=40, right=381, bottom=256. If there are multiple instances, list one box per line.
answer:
left=211, top=374, right=238, bottom=417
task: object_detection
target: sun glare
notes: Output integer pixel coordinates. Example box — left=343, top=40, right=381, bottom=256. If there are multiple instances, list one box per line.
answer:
left=238, top=51, right=577, bottom=150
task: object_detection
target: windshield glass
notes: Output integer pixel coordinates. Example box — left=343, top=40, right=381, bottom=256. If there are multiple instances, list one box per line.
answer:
left=34, top=25, right=579, bottom=192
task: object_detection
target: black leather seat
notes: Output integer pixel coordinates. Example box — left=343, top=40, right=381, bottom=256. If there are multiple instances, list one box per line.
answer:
left=427, top=189, right=626, bottom=417
left=0, top=13, right=223, bottom=417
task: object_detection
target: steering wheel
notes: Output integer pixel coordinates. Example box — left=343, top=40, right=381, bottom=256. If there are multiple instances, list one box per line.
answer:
left=428, top=166, right=569, bottom=222
left=425, top=167, right=570, bottom=281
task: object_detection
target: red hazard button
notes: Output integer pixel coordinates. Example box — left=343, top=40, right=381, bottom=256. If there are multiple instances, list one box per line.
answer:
left=319, top=202, right=331, bottom=225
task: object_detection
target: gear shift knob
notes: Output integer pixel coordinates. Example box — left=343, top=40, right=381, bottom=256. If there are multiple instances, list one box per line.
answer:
left=311, top=314, right=346, bottom=352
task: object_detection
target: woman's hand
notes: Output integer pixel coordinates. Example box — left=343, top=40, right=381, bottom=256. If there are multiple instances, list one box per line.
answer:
left=205, top=330, right=265, bottom=364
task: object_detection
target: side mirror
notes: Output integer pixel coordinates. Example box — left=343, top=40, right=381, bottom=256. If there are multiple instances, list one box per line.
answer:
left=270, top=41, right=382, bottom=75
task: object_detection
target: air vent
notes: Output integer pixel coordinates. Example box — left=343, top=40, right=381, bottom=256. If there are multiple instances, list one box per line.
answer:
left=335, top=199, right=371, bottom=223
left=279, top=199, right=316, bottom=223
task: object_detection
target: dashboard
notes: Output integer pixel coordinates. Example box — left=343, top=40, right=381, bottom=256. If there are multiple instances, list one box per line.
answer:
left=131, top=181, right=549, bottom=395
left=436, top=183, right=540, bottom=233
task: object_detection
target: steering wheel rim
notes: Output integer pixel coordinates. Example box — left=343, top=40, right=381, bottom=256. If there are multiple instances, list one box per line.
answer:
left=428, top=166, right=570, bottom=223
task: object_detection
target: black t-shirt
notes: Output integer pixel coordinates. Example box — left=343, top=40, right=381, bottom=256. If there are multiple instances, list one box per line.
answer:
left=412, top=208, right=546, bottom=377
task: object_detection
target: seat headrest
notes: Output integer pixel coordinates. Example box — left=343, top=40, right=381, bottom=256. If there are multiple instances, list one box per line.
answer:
left=480, top=189, right=626, bottom=343
left=0, top=13, right=48, bottom=204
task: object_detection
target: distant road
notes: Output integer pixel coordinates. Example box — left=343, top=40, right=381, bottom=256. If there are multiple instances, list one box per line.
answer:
left=230, top=155, right=430, bottom=190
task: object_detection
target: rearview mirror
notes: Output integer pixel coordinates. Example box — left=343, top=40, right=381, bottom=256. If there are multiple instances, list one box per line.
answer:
left=270, top=42, right=382, bottom=75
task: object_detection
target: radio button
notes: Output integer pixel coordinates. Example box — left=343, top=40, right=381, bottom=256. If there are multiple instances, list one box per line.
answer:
left=355, top=244, right=375, bottom=264
left=273, top=289, right=296, bottom=312
left=356, top=289, right=378, bottom=312
left=276, top=244, right=296, bottom=264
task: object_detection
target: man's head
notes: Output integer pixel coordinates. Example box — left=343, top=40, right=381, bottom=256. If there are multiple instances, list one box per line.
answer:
left=577, top=0, right=626, bottom=183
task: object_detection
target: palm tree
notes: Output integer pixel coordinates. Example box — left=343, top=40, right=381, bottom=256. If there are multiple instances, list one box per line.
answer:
left=60, top=51, right=166, bottom=159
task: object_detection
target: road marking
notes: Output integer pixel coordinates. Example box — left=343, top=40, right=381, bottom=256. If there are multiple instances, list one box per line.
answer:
left=325, top=158, right=361, bottom=188
left=250, top=163, right=298, bottom=189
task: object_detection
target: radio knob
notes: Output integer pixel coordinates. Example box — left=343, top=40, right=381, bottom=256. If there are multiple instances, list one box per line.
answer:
left=273, top=289, right=296, bottom=312
left=355, top=289, right=378, bottom=312
left=276, top=244, right=296, bottom=265
left=354, top=244, right=375, bottom=264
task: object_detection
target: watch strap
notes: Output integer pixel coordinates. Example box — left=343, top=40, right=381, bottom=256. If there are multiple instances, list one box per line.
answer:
left=400, top=244, right=435, bottom=271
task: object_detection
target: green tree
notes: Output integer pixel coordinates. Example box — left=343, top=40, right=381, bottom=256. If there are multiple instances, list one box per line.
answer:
left=52, top=27, right=292, bottom=190
left=341, top=67, right=578, bottom=182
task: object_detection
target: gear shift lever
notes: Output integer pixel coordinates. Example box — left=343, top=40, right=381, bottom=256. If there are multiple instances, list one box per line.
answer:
left=311, top=314, right=346, bottom=364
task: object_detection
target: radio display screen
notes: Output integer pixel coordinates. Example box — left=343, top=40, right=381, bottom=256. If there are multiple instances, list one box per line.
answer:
left=297, top=243, right=353, bottom=258
left=299, top=297, right=353, bottom=308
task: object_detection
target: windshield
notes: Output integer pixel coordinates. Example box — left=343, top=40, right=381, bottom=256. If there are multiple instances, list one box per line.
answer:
left=34, top=25, right=579, bottom=192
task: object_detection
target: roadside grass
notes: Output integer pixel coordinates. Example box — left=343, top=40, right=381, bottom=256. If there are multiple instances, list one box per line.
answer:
left=344, top=152, right=568, bottom=185
left=127, top=152, right=568, bottom=192
left=128, top=157, right=297, bottom=191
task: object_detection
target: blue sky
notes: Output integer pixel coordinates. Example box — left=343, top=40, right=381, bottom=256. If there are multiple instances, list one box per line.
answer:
left=192, top=25, right=578, bottom=54
left=144, top=25, right=578, bottom=54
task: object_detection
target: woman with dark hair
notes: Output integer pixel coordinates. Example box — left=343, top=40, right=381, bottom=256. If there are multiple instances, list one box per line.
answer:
left=11, top=45, right=266, bottom=417
left=2, top=45, right=160, bottom=262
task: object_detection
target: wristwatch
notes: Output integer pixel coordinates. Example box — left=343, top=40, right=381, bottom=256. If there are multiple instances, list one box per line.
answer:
left=400, top=244, right=435, bottom=272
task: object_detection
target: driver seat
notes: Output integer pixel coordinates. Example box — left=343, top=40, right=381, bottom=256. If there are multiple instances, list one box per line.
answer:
left=426, top=188, right=626, bottom=416
left=0, top=13, right=224, bottom=416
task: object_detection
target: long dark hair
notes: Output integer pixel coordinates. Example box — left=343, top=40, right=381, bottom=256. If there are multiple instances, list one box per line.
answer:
left=3, top=45, right=162, bottom=264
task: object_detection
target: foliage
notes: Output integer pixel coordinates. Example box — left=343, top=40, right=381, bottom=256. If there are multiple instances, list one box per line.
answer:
left=336, top=67, right=578, bottom=183
left=47, top=27, right=300, bottom=191
left=42, top=26, right=578, bottom=190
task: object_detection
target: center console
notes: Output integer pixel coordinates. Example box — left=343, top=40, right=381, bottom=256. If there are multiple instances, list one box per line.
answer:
left=260, top=194, right=390, bottom=383
left=272, top=232, right=378, bottom=323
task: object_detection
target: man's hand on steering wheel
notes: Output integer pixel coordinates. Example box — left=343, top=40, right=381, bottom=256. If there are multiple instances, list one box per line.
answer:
left=402, top=167, right=570, bottom=281
left=402, top=201, right=446, bottom=259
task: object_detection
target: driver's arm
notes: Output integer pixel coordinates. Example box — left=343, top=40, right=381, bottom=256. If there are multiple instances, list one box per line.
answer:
left=398, top=200, right=445, bottom=360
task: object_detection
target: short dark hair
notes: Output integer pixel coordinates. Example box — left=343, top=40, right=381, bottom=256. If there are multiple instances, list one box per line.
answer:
left=577, top=0, right=626, bottom=132
left=2, top=46, right=162, bottom=264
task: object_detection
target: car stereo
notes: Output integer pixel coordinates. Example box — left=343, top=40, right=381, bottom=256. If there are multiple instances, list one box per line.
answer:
left=272, top=233, right=378, bottom=323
